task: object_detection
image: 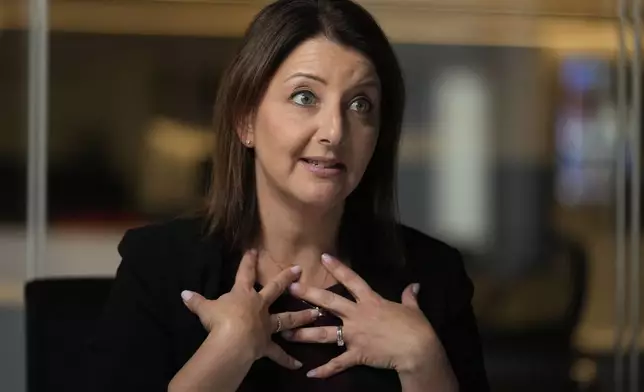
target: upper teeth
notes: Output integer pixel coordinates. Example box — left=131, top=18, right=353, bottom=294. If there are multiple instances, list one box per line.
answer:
left=306, top=159, right=338, bottom=168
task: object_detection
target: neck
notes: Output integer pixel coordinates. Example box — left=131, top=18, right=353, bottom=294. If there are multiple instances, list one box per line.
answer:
left=254, top=181, right=344, bottom=286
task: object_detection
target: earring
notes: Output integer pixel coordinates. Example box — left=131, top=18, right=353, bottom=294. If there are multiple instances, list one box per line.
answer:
left=245, top=139, right=251, bottom=146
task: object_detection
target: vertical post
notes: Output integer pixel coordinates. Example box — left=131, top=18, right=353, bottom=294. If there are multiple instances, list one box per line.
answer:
left=26, top=0, right=48, bottom=280
left=629, top=0, right=642, bottom=390
left=615, top=0, right=628, bottom=390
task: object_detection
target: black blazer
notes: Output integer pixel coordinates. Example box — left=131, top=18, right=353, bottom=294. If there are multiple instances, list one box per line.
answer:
left=85, top=217, right=489, bottom=391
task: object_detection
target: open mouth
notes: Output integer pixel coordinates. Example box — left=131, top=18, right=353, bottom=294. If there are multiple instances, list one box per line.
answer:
left=300, top=158, right=346, bottom=170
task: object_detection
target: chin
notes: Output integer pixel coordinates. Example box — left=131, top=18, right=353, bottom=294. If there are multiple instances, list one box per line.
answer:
left=293, top=187, right=346, bottom=210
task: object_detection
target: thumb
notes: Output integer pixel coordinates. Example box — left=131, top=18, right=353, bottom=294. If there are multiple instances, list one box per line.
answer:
left=181, top=290, right=206, bottom=315
left=401, top=283, right=421, bottom=309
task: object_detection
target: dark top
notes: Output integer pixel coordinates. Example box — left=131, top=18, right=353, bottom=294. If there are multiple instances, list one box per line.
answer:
left=86, top=217, right=489, bottom=391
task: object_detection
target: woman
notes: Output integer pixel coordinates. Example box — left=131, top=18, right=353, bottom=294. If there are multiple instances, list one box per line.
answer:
left=87, top=0, right=489, bottom=391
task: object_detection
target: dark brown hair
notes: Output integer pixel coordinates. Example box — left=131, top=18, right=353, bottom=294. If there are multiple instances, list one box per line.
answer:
left=206, top=0, right=406, bottom=265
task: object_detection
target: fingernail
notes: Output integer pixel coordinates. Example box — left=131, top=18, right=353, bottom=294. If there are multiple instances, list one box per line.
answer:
left=289, top=283, right=301, bottom=292
left=311, top=309, right=321, bottom=318
left=321, top=253, right=333, bottom=264
left=307, top=370, right=317, bottom=378
left=281, top=330, right=293, bottom=339
left=412, top=283, right=421, bottom=296
left=294, top=360, right=303, bottom=369
left=181, top=290, right=194, bottom=302
left=250, top=248, right=258, bottom=256
left=290, top=265, right=302, bottom=274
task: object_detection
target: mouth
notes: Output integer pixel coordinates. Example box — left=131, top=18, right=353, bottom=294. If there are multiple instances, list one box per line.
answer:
left=300, top=158, right=346, bottom=170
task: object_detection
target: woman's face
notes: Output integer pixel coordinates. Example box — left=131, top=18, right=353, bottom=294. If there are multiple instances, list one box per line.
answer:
left=248, top=36, right=381, bottom=210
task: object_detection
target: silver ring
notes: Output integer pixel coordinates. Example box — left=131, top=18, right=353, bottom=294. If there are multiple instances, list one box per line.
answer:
left=336, top=326, right=345, bottom=347
left=275, top=315, right=282, bottom=333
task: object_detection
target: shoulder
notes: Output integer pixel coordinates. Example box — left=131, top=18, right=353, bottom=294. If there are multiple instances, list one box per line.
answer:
left=116, top=216, right=227, bottom=294
left=118, top=216, right=223, bottom=261
left=396, top=224, right=474, bottom=324
left=398, top=224, right=465, bottom=277
left=119, top=216, right=213, bottom=254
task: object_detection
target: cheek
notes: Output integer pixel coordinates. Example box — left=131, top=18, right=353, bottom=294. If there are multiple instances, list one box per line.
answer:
left=348, top=126, right=379, bottom=175
left=259, top=106, right=312, bottom=158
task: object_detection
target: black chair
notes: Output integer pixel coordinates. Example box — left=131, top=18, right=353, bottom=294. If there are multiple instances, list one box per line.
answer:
left=25, top=278, right=113, bottom=392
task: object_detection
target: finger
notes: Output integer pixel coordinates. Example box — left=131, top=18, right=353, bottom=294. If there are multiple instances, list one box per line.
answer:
left=265, top=342, right=303, bottom=370
left=281, top=326, right=338, bottom=343
left=234, top=249, right=258, bottom=289
left=180, top=290, right=207, bottom=316
left=260, top=265, right=302, bottom=304
left=272, top=309, right=320, bottom=333
left=321, top=254, right=373, bottom=301
left=401, top=283, right=421, bottom=309
left=307, top=352, right=357, bottom=379
left=289, top=283, right=355, bottom=317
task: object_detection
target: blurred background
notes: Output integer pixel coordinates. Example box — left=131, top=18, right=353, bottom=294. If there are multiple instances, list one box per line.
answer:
left=1, top=0, right=643, bottom=391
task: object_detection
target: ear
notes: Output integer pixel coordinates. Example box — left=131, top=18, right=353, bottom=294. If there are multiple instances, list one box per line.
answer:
left=236, top=118, right=255, bottom=148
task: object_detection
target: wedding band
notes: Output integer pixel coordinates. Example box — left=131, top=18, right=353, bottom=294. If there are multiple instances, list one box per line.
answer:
left=336, top=326, right=345, bottom=347
left=275, top=315, right=283, bottom=333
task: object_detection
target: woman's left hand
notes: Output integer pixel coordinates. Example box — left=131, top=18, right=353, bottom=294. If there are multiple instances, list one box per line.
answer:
left=284, top=254, right=452, bottom=380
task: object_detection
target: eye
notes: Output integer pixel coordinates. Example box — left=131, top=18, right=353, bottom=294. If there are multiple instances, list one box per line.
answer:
left=349, top=97, right=372, bottom=114
left=290, top=90, right=318, bottom=107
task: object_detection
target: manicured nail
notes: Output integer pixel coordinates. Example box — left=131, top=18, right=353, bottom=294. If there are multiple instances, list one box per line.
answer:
left=290, top=283, right=301, bottom=292
left=281, top=330, right=293, bottom=339
left=412, top=283, right=421, bottom=296
left=294, top=360, right=303, bottom=369
left=181, top=290, right=194, bottom=302
left=290, top=265, right=302, bottom=274
left=307, top=369, right=317, bottom=378
left=321, top=253, right=333, bottom=264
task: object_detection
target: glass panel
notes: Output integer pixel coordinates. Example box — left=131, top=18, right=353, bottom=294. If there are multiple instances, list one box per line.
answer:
left=44, top=34, right=242, bottom=276
left=386, top=8, right=630, bottom=392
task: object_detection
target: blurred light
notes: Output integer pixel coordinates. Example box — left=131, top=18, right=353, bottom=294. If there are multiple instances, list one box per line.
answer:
left=431, top=66, right=492, bottom=251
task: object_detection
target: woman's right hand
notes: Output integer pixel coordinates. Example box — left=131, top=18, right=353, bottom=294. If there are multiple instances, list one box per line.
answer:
left=180, top=249, right=317, bottom=369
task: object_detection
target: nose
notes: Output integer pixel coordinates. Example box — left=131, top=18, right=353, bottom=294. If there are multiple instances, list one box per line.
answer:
left=317, top=104, right=345, bottom=146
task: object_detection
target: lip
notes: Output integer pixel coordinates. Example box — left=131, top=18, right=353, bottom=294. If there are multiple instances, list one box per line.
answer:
left=299, top=157, right=346, bottom=177
left=301, top=156, right=344, bottom=166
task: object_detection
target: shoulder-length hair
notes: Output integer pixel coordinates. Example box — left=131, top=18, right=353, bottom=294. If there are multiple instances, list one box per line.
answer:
left=206, top=0, right=406, bottom=266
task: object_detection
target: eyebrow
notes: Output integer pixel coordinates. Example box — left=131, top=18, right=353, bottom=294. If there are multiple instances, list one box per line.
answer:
left=285, top=72, right=381, bottom=91
left=286, top=72, right=328, bottom=84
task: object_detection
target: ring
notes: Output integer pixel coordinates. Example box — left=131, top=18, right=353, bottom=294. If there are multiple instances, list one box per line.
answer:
left=336, top=326, right=345, bottom=347
left=275, top=315, right=283, bottom=333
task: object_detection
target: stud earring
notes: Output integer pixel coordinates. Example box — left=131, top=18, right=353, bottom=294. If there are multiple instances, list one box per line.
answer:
left=245, top=140, right=251, bottom=146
